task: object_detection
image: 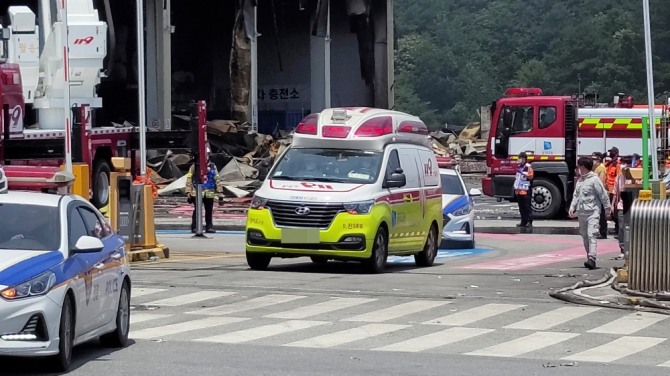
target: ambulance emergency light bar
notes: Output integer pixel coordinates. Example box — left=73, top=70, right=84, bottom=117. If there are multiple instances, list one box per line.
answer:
left=295, top=114, right=430, bottom=139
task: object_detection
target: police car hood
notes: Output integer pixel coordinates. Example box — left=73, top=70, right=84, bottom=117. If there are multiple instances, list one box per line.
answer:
left=265, top=179, right=367, bottom=200
left=0, top=250, right=64, bottom=289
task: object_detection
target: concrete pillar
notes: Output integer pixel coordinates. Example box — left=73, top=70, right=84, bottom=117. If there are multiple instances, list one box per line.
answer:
left=373, top=0, right=393, bottom=109
left=310, top=1, right=331, bottom=112
left=145, top=0, right=171, bottom=130
left=249, top=3, right=258, bottom=133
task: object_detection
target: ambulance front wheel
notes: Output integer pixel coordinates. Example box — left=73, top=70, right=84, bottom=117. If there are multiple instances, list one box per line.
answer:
left=246, top=252, right=271, bottom=270
left=364, top=227, right=388, bottom=274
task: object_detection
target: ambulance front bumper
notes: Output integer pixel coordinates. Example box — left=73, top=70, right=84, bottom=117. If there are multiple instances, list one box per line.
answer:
left=245, top=209, right=378, bottom=260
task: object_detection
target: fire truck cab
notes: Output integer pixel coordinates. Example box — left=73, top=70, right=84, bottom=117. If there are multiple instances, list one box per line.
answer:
left=482, top=87, right=667, bottom=219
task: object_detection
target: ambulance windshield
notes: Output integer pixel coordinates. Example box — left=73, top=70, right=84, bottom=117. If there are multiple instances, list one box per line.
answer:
left=271, top=148, right=383, bottom=184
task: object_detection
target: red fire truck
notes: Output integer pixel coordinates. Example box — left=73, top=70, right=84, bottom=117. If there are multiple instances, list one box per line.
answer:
left=482, top=87, right=668, bottom=219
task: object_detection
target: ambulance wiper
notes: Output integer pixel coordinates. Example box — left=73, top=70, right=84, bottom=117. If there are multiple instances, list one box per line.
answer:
left=271, top=176, right=301, bottom=181
left=303, top=177, right=345, bottom=183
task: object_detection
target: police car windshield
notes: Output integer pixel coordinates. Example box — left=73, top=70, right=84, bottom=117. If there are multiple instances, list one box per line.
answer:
left=0, top=203, right=61, bottom=251
left=440, top=174, right=465, bottom=195
left=271, top=148, right=383, bottom=184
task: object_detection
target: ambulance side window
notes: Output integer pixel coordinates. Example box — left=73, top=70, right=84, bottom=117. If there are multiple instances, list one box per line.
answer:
left=385, top=150, right=401, bottom=178
left=398, top=150, right=421, bottom=189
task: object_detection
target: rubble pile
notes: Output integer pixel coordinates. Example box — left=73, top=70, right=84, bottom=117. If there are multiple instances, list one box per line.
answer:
left=150, top=119, right=292, bottom=199
left=431, top=122, right=488, bottom=173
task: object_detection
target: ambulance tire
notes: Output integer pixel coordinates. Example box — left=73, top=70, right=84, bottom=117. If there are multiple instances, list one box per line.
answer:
left=49, top=295, right=74, bottom=373
left=364, top=227, right=388, bottom=273
left=532, top=178, right=562, bottom=220
left=246, top=252, right=271, bottom=270
left=310, top=256, right=329, bottom=264
left=415, top=224, right=438, bottom=267
left=92, top=160, right=111, bottom=209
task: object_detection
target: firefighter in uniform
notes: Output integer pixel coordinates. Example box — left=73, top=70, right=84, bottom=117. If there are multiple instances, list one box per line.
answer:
left=513, top=152, right=534, bottom=227
left=569, top=156, right=611, bottom=270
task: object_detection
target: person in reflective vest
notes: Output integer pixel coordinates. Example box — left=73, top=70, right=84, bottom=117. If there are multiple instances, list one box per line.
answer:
left=186, top=160, right=219, bottom=233
left=513, top=152, right=534, bottom=227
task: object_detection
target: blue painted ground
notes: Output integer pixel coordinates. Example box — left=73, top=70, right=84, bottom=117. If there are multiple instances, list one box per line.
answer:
left=157, top=230, right=492, bottom=262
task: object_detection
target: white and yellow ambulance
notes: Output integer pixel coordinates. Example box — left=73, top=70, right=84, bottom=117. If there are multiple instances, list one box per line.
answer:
left=245, top=107, right=443, bottom=273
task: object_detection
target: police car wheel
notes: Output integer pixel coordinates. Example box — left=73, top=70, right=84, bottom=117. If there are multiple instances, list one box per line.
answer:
left=247, top=252, right=271, bottom=270
left=100, top=280, right=130, bottom=348
left=364, top=228, right=388, bottom=273
left=49, top=295, right=74, bottom=372
left=415, top=225, right=438, bottom=267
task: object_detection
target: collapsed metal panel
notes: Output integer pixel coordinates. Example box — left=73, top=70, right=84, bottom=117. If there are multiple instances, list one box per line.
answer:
left=629, top=199, right=670, bottom=292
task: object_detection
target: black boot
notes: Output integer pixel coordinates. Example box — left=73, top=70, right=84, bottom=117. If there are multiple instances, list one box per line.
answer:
left=584, top=258, right=596, bottom=270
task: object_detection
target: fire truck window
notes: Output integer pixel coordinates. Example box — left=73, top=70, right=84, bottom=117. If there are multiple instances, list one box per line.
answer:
left=539, top=107, right=557, bottom=129
left=511, top=106, right=534, bottom=133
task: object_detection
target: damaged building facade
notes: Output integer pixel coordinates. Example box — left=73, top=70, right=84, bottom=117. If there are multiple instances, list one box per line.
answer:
left=2, top=0, right=393, bottom=197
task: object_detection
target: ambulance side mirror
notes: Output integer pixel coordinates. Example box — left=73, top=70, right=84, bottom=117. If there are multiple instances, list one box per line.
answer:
left=386, top=169, right=406, bottom=189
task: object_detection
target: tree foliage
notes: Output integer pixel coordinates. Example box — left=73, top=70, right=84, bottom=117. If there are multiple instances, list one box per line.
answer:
left=394, top=0, right=670, bottom=129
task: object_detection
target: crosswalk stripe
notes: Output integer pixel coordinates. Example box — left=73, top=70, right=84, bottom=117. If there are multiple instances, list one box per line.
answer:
left=194, top=320, right=329, bottom=344
left=563, top=336, right=666, bottom=363
left=144, top=291, right=236, bottom=307
left=374, top=327, right=493, bottom=353
left=131, top=288, right=166, bottom=298
left=467, top=332, right=579, bottom=357
left=265, top=298, right=376, bottom=319
left=423, top=303, right=525, bottom=326
left=188, top=294, right=306, bottom=316
left=658, top=360, right=670, bottom=367
left=130, top=313, right=172, bottom=325
left=285, top=323, right=409, bottom=348
left=587, top=312, right=669, bottom=335
left=504, top=307, right=601, bottom=330
left=130, top=317, right=249, bottom=340
left=344, top=300, right=450, bottom=323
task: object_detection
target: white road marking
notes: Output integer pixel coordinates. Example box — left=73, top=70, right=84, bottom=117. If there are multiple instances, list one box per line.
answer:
left=374, top=327, right=493, bottom=353
left=467, top=332, right=579, bottom=357
left=130, top=317, right=248, bottom=340
left=587, top=312, right=669, bottom=335
left=504, top=307, right=601, bottom=330
left=265, top=298, right=376, bottom=319
left=658, top=360, right=670, bottom=367
left=131, top=288, right=166, bottom=298
left=195, top=320, right=329, bottom=344
left=144, top=291, right=235, bottom=307
left=344, top=300, right=449, bottom=323
left=285, top=324, right=409, bottom=348
left=129, top=313, right=172, bottom=325
left=563, top=336, right=666, bottom=363
left=423, top=303, right=525, bottom=326
left=188, top=294, right=306, bottom=315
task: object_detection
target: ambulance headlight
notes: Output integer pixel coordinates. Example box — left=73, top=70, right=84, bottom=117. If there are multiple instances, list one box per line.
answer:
left=250, top=195, right=268, bottom=210
left=343, top=200, right=374, bottom=215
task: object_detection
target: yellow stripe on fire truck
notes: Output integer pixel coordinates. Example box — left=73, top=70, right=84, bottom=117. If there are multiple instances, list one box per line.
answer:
left=579, top=117, right=661, bottom=130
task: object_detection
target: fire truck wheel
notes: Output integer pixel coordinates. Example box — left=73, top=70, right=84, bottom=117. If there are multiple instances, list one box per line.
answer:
left=92, top=160, right=111, bottom=208
left=531, top=178, right=562, bottom=219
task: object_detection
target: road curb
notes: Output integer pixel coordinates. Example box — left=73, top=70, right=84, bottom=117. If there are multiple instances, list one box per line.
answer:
left=155, top=223, right=246, bottom=232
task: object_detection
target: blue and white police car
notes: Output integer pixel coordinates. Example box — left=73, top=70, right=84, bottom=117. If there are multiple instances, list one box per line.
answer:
left=440, top=168, right=481, bottom=249
left=0, top=184, right=131, bottom=371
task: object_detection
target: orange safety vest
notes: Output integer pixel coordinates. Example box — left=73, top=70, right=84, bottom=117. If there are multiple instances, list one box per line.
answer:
left=605, top=160, right=620, bottom=192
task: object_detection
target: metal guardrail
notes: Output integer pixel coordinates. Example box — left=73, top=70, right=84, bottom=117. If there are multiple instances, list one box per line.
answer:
left=629, top=199, right=670, bottom=292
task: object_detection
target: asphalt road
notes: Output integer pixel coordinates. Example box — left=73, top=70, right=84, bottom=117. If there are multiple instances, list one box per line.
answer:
left=6, top=230, right=669, bottom=376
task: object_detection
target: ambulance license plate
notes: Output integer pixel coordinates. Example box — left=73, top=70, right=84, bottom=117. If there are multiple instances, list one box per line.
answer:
left=281, top=228, right=319, bottom=244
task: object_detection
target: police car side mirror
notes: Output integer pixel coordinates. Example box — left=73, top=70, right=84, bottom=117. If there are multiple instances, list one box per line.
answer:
left=386, top=172, right=406, bottom=189
left=72, top=236, right=104, bottom=254
left=469, top=188, right=482, bottom=197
